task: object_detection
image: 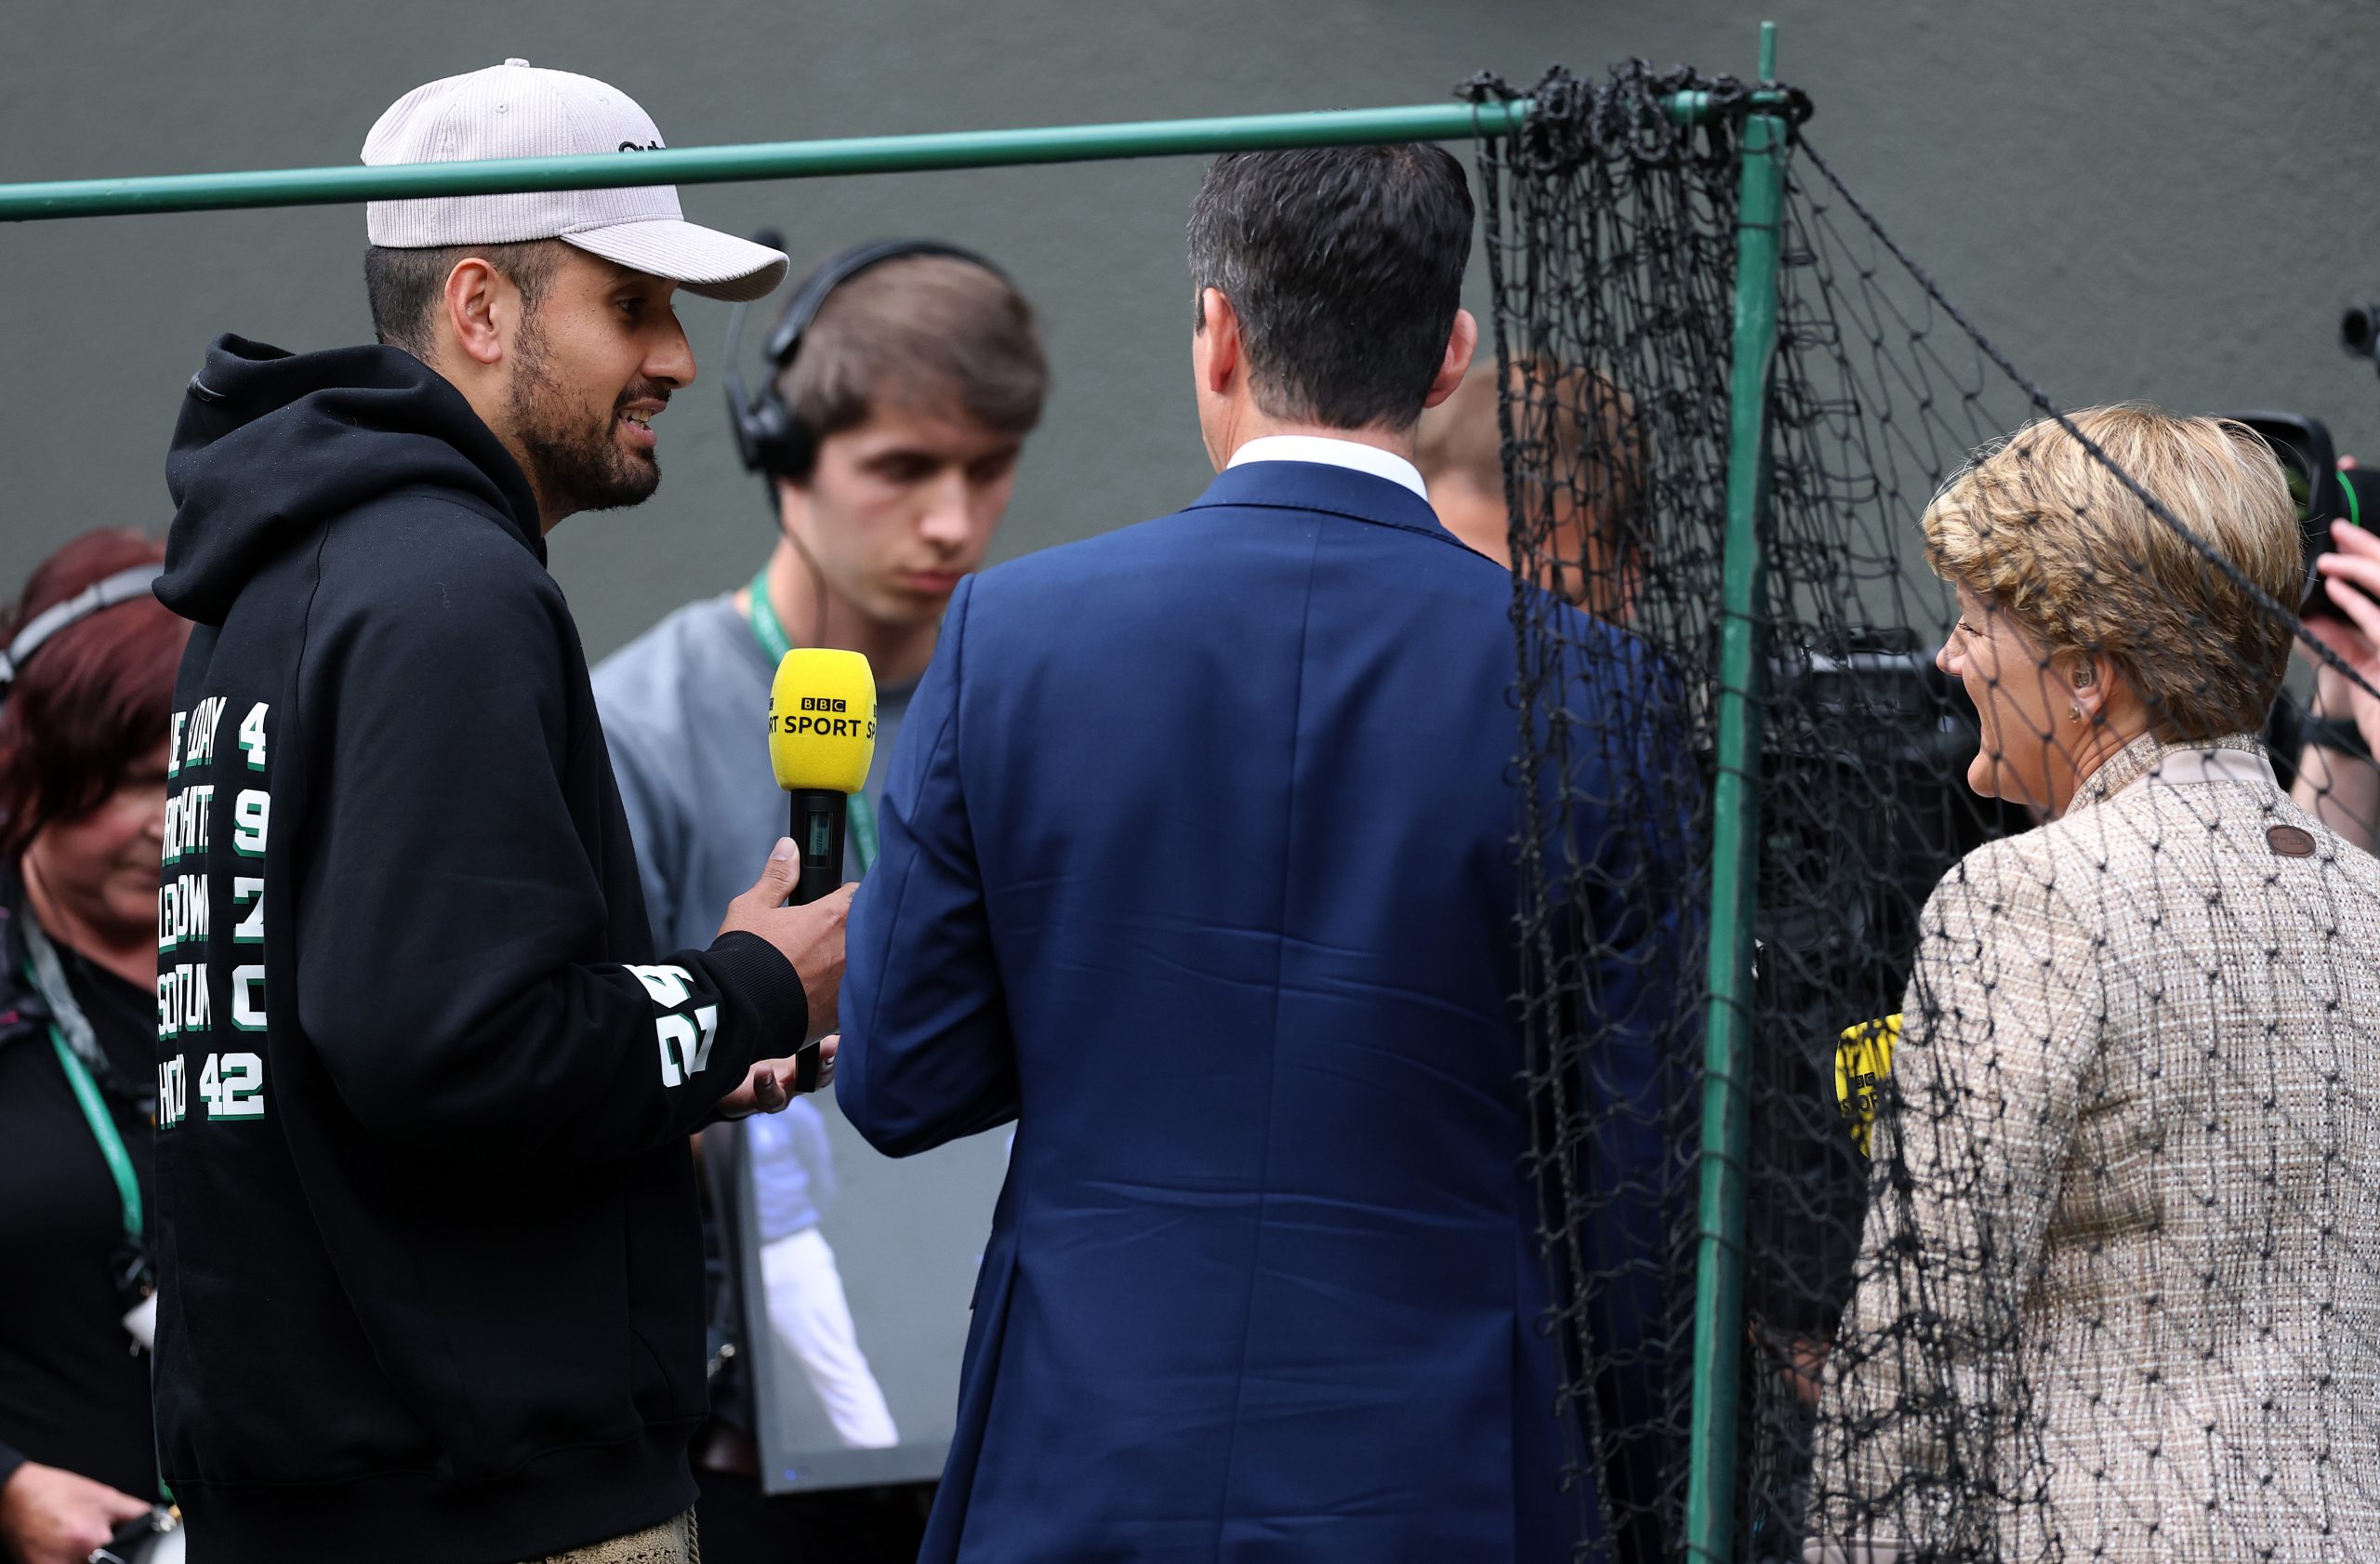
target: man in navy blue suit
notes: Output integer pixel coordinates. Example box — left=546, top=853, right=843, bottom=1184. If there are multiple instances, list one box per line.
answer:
left=840, top=143, right=1672, bottom=1563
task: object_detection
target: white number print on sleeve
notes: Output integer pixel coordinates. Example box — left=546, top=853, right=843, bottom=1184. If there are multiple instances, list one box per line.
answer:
left=626, top=964, right=718, bottom=1088
left=197, top=1051, right=266, bottom=1120
left=232, top=876, right=263, bottom=946
left=231, top=965, right=267, bottom=1032
left=654, top=1005, right=720, bottom=1088
left=232, top=789, right=269, bottom=856
left=237, top=700, right=269, bottom=769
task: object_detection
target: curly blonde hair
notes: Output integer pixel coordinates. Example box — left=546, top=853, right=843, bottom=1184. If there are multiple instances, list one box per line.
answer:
left=1922, top=404, right=2304, bottom=741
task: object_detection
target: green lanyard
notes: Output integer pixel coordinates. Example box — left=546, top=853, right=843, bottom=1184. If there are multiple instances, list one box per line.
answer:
left=22, top=942, right=160, bottom=1502
left=746, top=569, right=879, bottom=876
left=53, top=1027, right=142, bottom=1243
left=21, top=960, right=142, bottom=1246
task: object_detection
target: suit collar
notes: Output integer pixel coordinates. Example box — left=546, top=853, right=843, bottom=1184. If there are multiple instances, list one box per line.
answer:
left=1183, top=458, right=1461, bottom=548
left=1226, top=435, right=1428, bottom=498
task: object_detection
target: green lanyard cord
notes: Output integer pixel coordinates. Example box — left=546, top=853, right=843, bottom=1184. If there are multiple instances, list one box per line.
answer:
left=49, top=1024, right=143, bottom=1244
left=746, top=568, right=880, bottom=877
left=745, top=564, right=796, bottom=665
left=847, top=790, right=882, bottom=877
left=20, top=946, right=164, bottom=1499
left=48, top=1016, right=166, bottom=1504
left=20, top=950, right=143, bottom=1245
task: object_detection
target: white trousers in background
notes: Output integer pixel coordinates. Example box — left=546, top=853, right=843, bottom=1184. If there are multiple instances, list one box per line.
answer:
left=760, top=1226, right=900, bottom=1450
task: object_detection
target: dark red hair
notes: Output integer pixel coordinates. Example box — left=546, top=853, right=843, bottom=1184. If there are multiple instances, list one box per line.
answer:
left=0, top=530, right=188, bottom=863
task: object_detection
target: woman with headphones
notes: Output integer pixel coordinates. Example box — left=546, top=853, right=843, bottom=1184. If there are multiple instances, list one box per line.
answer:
left=0, top=531, right=187, bottom=1564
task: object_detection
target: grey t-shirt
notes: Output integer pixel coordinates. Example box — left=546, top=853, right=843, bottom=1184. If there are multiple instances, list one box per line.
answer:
left=591, top=594, right=915, bottom=956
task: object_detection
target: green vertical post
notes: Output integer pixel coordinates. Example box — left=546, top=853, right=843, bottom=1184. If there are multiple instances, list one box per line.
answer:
left=1685, top=20, right=1788, bottom=1564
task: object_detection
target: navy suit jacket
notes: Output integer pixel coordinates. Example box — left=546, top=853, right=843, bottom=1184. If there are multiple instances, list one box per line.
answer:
left=840, top=460, right=1682, bottom=1564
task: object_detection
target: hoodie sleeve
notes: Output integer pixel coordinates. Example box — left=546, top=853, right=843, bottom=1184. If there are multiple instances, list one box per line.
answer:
left=290, top=530, right=808, bottom=1171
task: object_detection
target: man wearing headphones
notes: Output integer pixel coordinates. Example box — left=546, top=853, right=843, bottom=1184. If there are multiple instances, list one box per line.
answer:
left=592, top=240, right=1048, bottom=1560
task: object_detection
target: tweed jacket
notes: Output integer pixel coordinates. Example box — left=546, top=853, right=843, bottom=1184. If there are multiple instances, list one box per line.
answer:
left=1810, top=733, right=2380, bottom=1563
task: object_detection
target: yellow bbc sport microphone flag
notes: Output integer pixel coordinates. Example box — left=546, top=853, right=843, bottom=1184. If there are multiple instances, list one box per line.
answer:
left=1834, top=1014, right=1899, bottom=1159
left=767, top=648, right=877, bottom=794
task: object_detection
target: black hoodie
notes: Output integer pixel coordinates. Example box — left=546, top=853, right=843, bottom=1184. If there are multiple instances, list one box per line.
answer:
left=153, top=337, right=810, bottom=1563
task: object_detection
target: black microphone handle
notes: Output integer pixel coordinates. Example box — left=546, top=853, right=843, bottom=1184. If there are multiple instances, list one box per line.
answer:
left=787, top=789, right=851, bottom=906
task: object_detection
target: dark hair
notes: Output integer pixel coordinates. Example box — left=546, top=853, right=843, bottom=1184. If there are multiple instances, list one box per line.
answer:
left=1186, top=144, right=1474, bottom=431
left=776, top=254, right=1048, bottom=450
left=0, top=530, right=188, bottom=862
left=364, top=240, right=563, bottom=357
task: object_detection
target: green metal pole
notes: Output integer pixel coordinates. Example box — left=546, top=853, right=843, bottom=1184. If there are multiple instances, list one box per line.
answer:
left=1685, top=20, right=1788, bottom=1564
left=0, top=102, right=1527, bottom=222
left=0, top=90, right=1798, bottom=224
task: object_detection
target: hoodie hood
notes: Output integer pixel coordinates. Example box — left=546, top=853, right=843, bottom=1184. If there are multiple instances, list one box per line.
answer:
left=161, top=335, right=543, bottom=625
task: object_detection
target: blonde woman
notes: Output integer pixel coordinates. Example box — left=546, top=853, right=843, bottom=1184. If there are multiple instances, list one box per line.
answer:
left=1808, top=405, right=2380, bottom=1562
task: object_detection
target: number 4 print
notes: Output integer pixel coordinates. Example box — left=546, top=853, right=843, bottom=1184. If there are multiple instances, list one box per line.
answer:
left=238, top=701, right=269, bottom=769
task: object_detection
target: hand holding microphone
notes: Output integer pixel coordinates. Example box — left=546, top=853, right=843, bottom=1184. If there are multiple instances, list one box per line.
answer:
left=716, top=837, right=853, bottom=1110
left=713, top=649, right=879, bottom=1107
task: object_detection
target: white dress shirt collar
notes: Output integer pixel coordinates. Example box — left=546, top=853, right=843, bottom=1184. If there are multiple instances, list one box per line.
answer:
left=1225, top=434, right=1429, bottom=501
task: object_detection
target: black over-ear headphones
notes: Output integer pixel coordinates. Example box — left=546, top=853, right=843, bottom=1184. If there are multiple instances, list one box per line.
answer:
left=724, top=233, right=1007, bottom=486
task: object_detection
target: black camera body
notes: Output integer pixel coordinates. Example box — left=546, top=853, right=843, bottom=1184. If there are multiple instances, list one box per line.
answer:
left=2215, top=410, right=2378, bottom=621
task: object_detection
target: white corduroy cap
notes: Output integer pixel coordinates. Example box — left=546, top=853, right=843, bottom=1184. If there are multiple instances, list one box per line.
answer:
left=363, top=59, right=787, bottom=303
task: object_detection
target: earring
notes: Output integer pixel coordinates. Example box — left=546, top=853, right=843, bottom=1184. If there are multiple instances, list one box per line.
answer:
left=2068, top=704, right=2082, bottom=722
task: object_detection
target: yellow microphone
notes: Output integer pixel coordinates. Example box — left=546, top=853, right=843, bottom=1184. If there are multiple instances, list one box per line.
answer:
left=766, top=648, right=878, bottom=906
left=1834, top=1014, right=1900, bottom=1158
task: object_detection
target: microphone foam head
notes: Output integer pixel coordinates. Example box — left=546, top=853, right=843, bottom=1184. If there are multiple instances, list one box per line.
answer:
left=768, top=648, right=878, bottom=792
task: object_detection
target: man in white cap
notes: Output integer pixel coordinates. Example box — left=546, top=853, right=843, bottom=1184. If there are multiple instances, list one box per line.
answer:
left=355, top=57, right=790, bottom=526
left=149, top=61, right=840, bottom=1564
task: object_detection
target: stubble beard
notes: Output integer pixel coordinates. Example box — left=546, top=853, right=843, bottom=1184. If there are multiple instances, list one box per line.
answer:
left=508, top=313, right=662, bottom=519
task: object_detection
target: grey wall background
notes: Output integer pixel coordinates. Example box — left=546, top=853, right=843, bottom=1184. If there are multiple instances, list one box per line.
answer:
left=5, top=0, right=2378, bottom=658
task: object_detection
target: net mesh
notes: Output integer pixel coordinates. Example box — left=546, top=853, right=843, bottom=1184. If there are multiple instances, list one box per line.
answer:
left=1469, top=60, right=2380, bottom=1564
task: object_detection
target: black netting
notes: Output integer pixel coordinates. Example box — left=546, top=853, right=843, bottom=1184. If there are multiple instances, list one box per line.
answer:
left=1474, top=61, right=2380, bottom=1564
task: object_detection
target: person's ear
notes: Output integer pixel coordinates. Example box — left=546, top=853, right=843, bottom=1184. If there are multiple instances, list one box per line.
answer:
left=1196, top=287, right=1240, bottom=397
left=443, top=257, right=509, bottom=369
left=1421, top=309, right=1480, bottom=412
left=2064, top=650, right=2113, bottom=727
